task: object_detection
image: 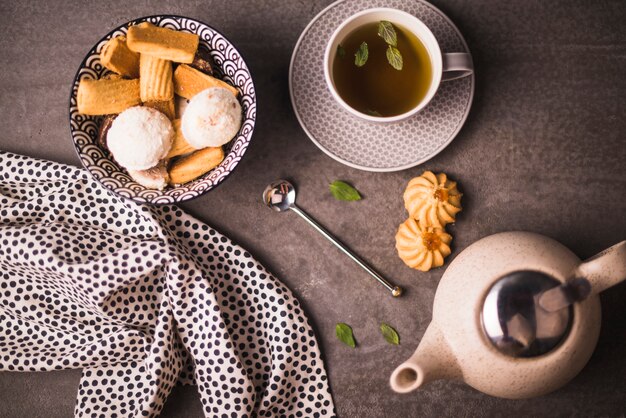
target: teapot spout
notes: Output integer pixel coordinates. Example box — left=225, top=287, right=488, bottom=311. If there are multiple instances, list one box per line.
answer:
left=577, top=241, right=626, bottom=294
left=390, top=323, right=461, bottom=393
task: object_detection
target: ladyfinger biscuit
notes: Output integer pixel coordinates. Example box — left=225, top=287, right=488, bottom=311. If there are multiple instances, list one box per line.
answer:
left=127, top=22, right=199, bottom=64
left=143, top=98, right=176, bottom=120
left=139, top=54, right=174, bottom=102
left=100, top=36, right=140, bottom=78
left=168, top=146, right=224, bottom=185
left=166, top=119, right=196, bottom=158
left=77, top=78, right=141, bottom=115
left=173, top=64, right=238, bottom=99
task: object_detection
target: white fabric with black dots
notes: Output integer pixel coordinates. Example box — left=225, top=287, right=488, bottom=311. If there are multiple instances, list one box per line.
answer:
left=0, top=152, right=335, bottom=418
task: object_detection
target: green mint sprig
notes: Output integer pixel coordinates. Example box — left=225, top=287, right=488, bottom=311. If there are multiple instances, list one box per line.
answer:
left=329, top=181, right=362, bottom=201
left=354, top=42, right=368, bottom=67
left=380, top=323, right=400, bottom=345
left=336, top=323, right=356, bottom=348
left=379, top=21, right=403, bottom=70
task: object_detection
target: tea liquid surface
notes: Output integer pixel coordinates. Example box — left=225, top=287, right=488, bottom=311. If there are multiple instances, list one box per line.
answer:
left=332, top=22, right=433, bottom=117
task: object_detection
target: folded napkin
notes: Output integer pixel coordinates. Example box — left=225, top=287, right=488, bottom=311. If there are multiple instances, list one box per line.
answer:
left=0, top=151, right=335, bottom=417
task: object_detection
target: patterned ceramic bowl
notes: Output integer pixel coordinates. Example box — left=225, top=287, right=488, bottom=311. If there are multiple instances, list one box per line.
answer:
left=69, top=15, right=256, bottom=204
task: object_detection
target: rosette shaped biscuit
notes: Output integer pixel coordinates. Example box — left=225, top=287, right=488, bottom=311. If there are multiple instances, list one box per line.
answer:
left=404, top=171, right=462, bottom=227
left=395, top=218, right=452, bottom=271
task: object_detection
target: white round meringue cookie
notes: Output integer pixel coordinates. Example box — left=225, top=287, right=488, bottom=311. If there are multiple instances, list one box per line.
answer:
left=181, top=87, right=242, bottom=149
left=107, top=106, right=174, bottom=171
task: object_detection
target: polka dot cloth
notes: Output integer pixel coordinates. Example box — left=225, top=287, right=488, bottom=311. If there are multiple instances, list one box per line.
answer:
left=0, top=152, right=335, bottom=418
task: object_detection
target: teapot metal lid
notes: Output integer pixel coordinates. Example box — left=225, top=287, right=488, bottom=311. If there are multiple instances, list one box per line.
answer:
left=481, top=271, right=574, bottom=358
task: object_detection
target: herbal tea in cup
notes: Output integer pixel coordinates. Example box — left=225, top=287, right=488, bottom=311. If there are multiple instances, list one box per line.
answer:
left=324, top=8, right=473, bottom=123
left=333, top=21, right=432, bottom=117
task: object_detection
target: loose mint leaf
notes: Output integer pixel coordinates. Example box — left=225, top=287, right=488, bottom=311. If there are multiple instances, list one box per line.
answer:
left=380, top=323, right=400, bottom=345
left=354, top=42, right=368, bottom=67
left=378, top=21, right=397, bottom=47
left=337, top=44, right=346, bottom=59
left=329, top=181, right=362, bottom=201
left=386, top=45, right=403, bottom=70
left=336, top=323, right=356, bottom=348
left=365, top=109, right=382, bottom=117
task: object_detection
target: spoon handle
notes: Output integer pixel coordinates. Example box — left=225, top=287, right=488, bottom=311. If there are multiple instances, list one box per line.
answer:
left=290, top=205, right=403, bottom=297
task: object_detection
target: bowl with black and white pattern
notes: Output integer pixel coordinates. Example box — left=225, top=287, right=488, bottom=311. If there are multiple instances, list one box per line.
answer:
left=69, top=15, right=256, bottom=205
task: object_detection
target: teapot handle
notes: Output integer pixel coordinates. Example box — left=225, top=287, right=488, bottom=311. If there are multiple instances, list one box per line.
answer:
left=576, top=241, right=626, bottom=294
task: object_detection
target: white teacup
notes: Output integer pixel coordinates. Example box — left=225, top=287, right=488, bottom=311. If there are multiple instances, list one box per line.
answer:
left=324, top=8, right=473, bottom=123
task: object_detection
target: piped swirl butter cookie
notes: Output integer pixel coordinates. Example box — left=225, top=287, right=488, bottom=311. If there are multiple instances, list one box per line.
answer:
left=395, top=218, right=452, bottom=271
left=404, top=171, right=462, bottom=227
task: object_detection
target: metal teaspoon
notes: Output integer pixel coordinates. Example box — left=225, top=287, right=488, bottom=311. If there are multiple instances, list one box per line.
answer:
left=262, top=179, right=403, bottom=297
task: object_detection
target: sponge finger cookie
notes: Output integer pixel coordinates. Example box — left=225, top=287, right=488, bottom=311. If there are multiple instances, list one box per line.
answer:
left=100, top=36, right=139, bottom=78
left=165, top=119, right=196, bottom=158
left=168, top=147, right=224, bottom=185
left=77, top=78, right=141, bottom=115
left=173, top=64, right=239, bottom=99
left=139, top=54, right=174, bottom=102
left=127, top=22, right=199, bottom=63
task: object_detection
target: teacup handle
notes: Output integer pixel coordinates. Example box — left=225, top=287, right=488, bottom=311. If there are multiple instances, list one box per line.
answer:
left=442, top=52, right=473, bottom=81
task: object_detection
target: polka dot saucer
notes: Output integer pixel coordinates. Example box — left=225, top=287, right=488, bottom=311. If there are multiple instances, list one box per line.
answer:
left=69, top=15, right=256, bottom=205
left=289, top=0, right=474, bottom=172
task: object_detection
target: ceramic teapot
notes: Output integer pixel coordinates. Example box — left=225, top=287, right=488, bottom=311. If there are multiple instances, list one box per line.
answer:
left=390, top=231, right=626, bottom=399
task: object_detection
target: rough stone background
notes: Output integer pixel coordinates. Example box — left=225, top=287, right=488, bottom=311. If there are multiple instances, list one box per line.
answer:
left=0, top=0, right=625, bottom=416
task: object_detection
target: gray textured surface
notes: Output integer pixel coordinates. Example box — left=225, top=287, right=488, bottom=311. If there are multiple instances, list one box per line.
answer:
left=0, top=0, right=625, bottom=417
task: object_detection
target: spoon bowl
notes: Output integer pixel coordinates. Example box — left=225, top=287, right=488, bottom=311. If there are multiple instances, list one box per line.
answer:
left=263, top=180, right=296, bottom=212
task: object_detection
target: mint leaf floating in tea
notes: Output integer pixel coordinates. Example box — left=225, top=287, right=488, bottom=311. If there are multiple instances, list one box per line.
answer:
left=336, top=323, right=356, bottom=348
left=354, top=42, right=368, bottom=67
left=329, top=180, right=362, bottom=201
left=386, top=45, right=403, bottom=70
left=378, top=21, right=397, bottom=47
left=380, top=323, right=400, bottom=345
left=337, top=44, right=346, bottom=59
